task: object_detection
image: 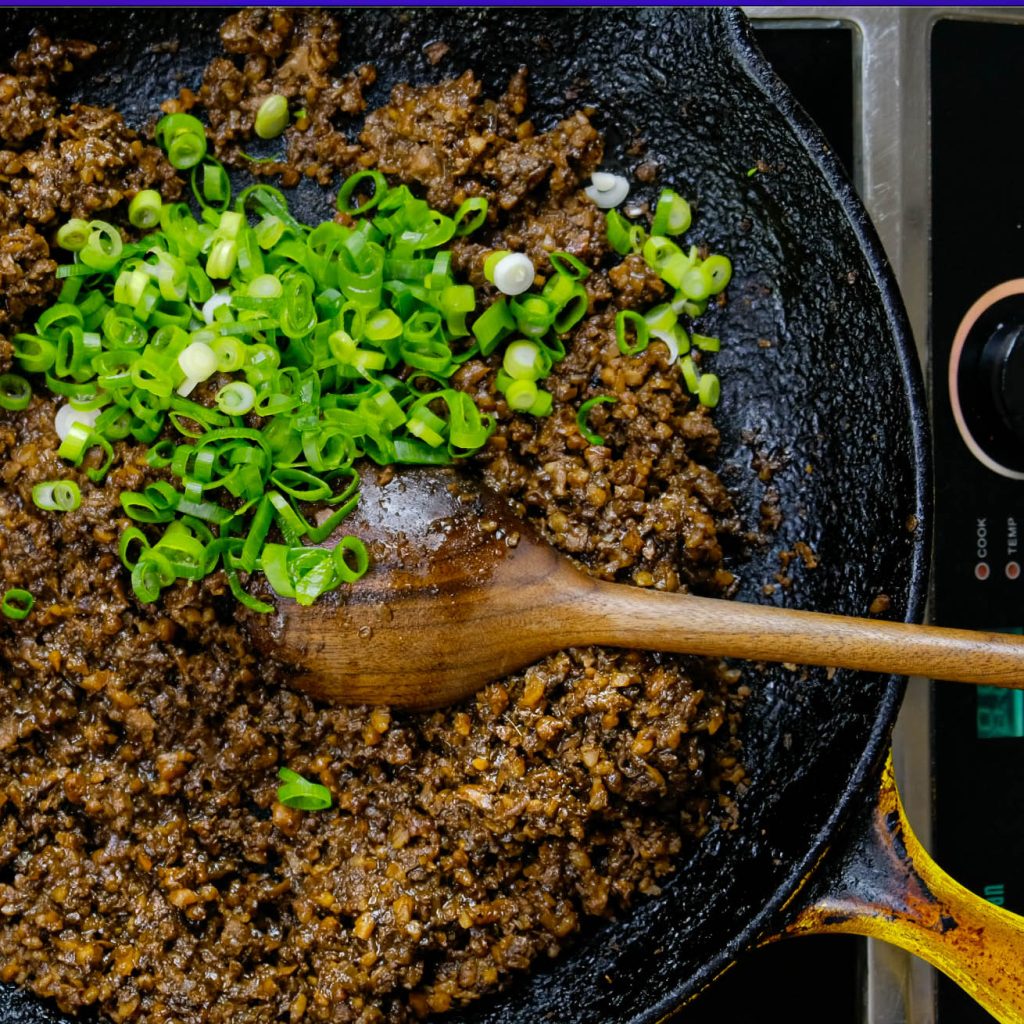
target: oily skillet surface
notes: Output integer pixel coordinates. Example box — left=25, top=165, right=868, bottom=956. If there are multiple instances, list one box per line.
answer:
left=0, top=7, right=928, bottom=1024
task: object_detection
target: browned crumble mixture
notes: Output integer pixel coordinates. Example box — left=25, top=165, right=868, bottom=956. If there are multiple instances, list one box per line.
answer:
left=0, top=10, right=747, bottom=1024
left=0, top=32, right=181, bottom=369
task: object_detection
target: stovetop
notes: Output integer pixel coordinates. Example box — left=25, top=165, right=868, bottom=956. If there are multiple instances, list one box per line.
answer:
left=689, top=9, right=1024, bottom=1024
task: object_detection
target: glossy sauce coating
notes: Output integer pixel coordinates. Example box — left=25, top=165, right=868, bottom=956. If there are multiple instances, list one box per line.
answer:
left=0, top=11, right=747, bottom=1023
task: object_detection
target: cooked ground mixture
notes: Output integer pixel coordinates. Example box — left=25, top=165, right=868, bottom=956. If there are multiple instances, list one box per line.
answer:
left=0, top=10, right=748, bottom=1024
left=0, top=33, right=180, bottom=367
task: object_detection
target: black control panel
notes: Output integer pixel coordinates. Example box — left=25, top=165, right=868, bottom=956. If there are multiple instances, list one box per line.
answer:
left=930, top=18, right=1024, bottom=1024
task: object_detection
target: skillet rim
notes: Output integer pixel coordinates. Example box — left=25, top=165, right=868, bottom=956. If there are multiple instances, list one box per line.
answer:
left=638, top=9, right=933, bottom=1016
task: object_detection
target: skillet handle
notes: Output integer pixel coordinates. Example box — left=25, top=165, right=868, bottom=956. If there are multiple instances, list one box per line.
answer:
left=780, top=753, right=1024, bottom=1023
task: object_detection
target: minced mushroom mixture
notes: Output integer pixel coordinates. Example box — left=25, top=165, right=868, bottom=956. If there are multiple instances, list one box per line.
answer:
left=0, top=10, right=748, bottom=1024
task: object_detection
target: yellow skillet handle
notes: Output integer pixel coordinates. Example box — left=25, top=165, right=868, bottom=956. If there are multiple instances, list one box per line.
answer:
left=781, top=754, right=1024, bottom=1023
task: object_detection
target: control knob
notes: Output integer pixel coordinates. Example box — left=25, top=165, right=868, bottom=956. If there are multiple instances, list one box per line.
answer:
left=950, top=282, right=1024, bottom=479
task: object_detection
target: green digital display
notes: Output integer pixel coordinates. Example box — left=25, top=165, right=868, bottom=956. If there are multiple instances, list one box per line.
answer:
left=977, top=687, right=1024, bottom=739
left=977, top=628, right=1024, bottom=739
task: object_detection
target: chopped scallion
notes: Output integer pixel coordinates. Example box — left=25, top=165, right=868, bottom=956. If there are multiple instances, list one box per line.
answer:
left=615, top=310, right=650, bottom=356
left=0, top=374, right=32, bottom=411
left=216, top=381, right=257, bottom=416
left=504, top=378, right=538, bottom=412
left=502, top=340, right=545, bottom=381
left=1, top=588, right=34, bottom=620
left=155, top=112, right=207, bottom=170
left=698, top=372, right=721, bottom=408
left=692, top=333, right=721, bottom=353
left=490, top=253, right=535, bottom=296
left=255, top=94, right=290, bottom=140
left=680, top=354, right=700, bottom=395
left=651, top=189, right=692, bottom=236
left=277, top=767, right=332, bottom=811
left=17, top=158, right=726, bottom=616
left=32, top=480, right=82, bottom=512
left=585, top=171, right=629, bottom=209
left=56, top=219, right=91, bottom=252
left=128, top=190, right=163, bottom=230
left=576, top=395, right=617, bottom=446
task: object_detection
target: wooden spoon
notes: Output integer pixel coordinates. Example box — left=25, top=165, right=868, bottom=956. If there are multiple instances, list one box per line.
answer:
left=250, top=464, right=1024, bottom=708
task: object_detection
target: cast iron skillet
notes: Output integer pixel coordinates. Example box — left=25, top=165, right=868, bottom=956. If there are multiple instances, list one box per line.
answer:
left=1, top=7, right=1021, bottom=1024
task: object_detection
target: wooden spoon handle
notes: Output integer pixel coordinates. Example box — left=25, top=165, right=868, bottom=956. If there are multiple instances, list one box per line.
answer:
left=568, top=581, right=1024, bottom=686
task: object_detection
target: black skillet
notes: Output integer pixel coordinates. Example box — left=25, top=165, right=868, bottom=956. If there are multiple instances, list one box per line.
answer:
left=2, top=7, right=1022, bottom=1024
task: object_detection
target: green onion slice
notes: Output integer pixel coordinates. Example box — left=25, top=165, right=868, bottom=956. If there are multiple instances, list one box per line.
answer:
left=505, top=378, right=538, bottom=412
left=605, top=209, right=645, bottom=255
left=615, top=310, right=650, bottom=356
left=216, top=381, right=257, bottom=415
left=576, top=395, right=617, bottom=446
left=679, top=263, right=714, bottom=302
left=698, top=372, right=721, bottom=408
left=277, top=767, right=332, bottom=811
left=680, top=354, right=700, bottom=395
left=156, top=113, right=207, bottom=170
left=337, top=170, right=388, bottom=215
left=80, top=222, right=123, bottom=272
left=651, top=189, right=692, bottom=236
left=118, top=526, right=150, bottom=570
left=453, top=197, right=488, bottom=236
left=255, top=94, right=289, bottom=140
left=32, top=480, right=82, bottom=512
left=332, top=536, right=369, bottom=583
left=692, top=333, right=721, bottom=352
left=702, top=254, right=732, bottom=294
left=1, top=588, right=33, bottom=620
left=549, top=251, right=590, bottom=280
left=56, top=219, right=91, bottom=252
left=502, top=339, right=547, bottom=382
left=128, top=190, right=163, bottom=229
left=131, top=550, right=175, bottom=603
left=527, top=388, right=553, bottom=417
left=472, top=297, right=515, bottom=356
left=0, top=374, right=32, bottom=411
